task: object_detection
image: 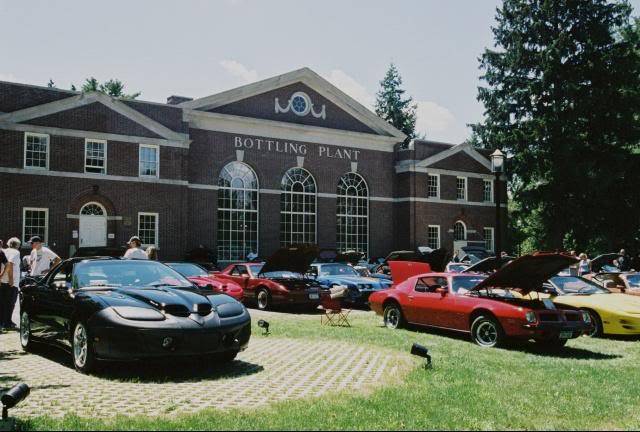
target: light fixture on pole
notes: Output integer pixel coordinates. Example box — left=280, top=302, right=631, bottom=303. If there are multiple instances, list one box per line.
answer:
left=490, top=149, right=505, bottom=259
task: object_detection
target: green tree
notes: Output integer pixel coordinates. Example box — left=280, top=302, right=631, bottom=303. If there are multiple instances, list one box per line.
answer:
left=375, top=63, right=417, bottom=145
left=77, top=77, right=140, bottom=99
left=473, top=0, right=640, bottom=253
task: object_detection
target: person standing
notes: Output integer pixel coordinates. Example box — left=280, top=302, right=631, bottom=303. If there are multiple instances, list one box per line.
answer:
left=0, top=246, right=8, bottom=329
left=124, top=236, right=148, bottom=260
left=146, top=245, right=158, bottom=260
left=578, top=253, right=591, bottom=276
left=616, top=249, right=632, bottom=272
left=1, top=238, right=22, bottom=330
left=28, top=236, right=60, bottom=277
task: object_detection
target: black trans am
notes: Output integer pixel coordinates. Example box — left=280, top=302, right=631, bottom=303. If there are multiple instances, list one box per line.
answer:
left=19, top=258, right=251, bottom=373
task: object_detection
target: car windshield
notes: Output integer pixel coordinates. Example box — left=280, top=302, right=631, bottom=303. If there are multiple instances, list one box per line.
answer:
left=318, top=264, right=359, bottom=277
left=624, top=274, right=640, bottom=288
left=452, top=275, right=487, bottom=294
left=355, top=267, right=371, bottom=277
left=448, top=264, right=469, bottom=273
left=166, top=263, right=207, bottom=278
left=74, top=260, right=193, bottom=289
left=550, top=276, right=609, bottom=295
left=248, top=264, right=263, bottom=275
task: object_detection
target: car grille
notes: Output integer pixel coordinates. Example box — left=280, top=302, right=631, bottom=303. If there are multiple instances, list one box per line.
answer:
left=538, top=313, right=560, bottom=322
left=163, top=304, right=190, bottom=317
left=564, top=312, right=582, bottom=322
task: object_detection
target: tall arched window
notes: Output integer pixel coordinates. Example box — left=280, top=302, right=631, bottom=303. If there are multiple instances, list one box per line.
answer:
left=454, top=221, right=467, bottom=241
left=280, top=168, right=316, bottom=246
left=336, top=172, right=369, bottom=255
left=217, top=162, right=259, bottom=261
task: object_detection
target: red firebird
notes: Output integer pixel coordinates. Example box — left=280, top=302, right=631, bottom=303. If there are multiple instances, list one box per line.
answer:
left=369, top=253, right=592, bottom=349
left=217, top=245, right=323, bottom=311
left=164, top=262, right=244, bottom=301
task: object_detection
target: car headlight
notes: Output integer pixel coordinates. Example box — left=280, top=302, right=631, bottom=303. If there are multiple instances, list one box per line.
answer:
left=582, top=311, right=591, bottom=323
left=525, top=311, right=537, bottom=324
left=112, top=306, right=166, bottom=321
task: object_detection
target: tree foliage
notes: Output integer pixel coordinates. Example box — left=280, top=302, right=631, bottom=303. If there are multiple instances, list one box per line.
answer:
left=375, top=63, right=417, bottom=144
left=473, top=0, right=640, bottom=254
left=80, top=77, right=141, bottom=99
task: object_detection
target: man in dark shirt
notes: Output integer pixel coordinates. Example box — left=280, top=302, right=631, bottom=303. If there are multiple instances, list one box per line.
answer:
left=0, top=248, right=8, bottom=330
left=616, top=249, right=632, bottom=272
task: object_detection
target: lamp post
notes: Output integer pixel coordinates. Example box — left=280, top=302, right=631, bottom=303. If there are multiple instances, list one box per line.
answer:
left=491, top=149, right=505, bottom=259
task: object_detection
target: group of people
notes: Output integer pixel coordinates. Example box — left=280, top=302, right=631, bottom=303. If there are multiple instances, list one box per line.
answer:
left=0, top=236, right=60, bottom=331
left=572, top=249, right=638, bottom=276
left=124, top=236, right=158, bottom=260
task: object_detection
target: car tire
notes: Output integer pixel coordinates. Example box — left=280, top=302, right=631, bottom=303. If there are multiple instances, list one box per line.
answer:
left=383, top=302, right=405, bottom=330
left=470, top=315, right=505, bottom=348
left=72, top=321, right=98, bottom=374
left=19, top=311, right=34, bottom=352
left=584, top=309, right=603, bottom=337
left=256, top=288, right=271, bottom=311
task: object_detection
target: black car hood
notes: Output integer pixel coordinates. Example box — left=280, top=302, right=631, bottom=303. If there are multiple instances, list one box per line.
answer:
left=259, top=245, right=319, bottom=275
left=590, top=253, right=621, bottom=273
left=473, top=253, right=579, bottom=294
left=463, top=256, right=515, bottom=274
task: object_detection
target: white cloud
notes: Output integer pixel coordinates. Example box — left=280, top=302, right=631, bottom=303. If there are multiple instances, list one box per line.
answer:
left=415, top=101, right=456, bottom=136
left=323, top=69, right=375, bottom=109
left=219, top=60, right=258, bottom=84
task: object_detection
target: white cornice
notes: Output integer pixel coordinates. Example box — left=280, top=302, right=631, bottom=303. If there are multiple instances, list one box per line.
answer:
left=415, top=142, right=492, bottom=172
left=395, top=162, right=505, bottom=180
left=0, top=167, right=188, bottom=186
left=0, top=92, right=189, bottom=144
left=184, top=109, right=401, bottom=152
left=180, top=67, right=407, bottom=140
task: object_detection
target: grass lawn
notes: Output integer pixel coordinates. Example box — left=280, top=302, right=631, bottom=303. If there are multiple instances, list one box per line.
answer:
left=19, top=310, right=640, bottom=430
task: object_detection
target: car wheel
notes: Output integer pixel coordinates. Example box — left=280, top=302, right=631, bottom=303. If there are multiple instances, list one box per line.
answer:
left=256, top=288, right=271, bottom=311
left=20, top=311, right=34, bottom=352
left=584, top=310, right=603, bottom=337
left=72, top=321, right=97, bottom=373
left=383, top=303, right=405, bottom=330
left=471, top=315, right=504, bottom=348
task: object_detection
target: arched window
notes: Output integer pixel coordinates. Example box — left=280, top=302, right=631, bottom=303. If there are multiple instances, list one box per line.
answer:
left=217, top=162, right=259, bottom=261
left=454, top=221, right=467, bottom=241
left=280, top=168, right=316, bottom=246
left=336, top=172, right=369, bottom=256
left=80, top=202, right=105, bottom=216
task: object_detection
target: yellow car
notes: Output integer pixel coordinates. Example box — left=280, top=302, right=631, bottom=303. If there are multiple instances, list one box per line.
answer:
left=531, top=275, right=640, bottom=337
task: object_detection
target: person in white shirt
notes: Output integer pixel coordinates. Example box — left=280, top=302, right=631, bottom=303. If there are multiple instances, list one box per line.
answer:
left=28, top=236, right=60, bottom=277
left=1, top=237, right=23, bottom=330
left=124, top=236, right=148, bottom=260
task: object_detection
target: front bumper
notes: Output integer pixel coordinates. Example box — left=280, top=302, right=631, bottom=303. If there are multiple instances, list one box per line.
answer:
left=520, top=321, right=590, bottom=341
left=89, top=308, right=251, bottom=360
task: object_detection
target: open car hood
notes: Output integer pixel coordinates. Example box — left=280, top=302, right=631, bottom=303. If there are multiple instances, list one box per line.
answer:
left=463, top=256, right=515, bottom=274
left=384, top=248, right=449, bottom=272
left=259, top=245, right=319, bottom=275
left=473, top=253, right=579, bottom=294
left=590, top=253, right=621, bottom=273
left=389, top=261, right=432, bottom=285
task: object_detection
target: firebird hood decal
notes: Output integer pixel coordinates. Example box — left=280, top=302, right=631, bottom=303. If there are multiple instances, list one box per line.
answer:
left=388, top=261, right=432, bottom=285
left=94, top=287, right=218, bottom=316
left=473, top=253, right=579, bottom=293
left=260, top=244, right=319, bottom=275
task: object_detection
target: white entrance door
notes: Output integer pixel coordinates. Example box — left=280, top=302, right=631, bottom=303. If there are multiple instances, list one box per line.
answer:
left=79, top=216, right=107, bottom=247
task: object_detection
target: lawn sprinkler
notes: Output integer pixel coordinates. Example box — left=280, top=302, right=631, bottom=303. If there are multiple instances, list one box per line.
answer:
left=257, top=319, right=270, bottom=336
left=1, top=383, right=30, bottom=431
left=410, top=343, right=433, bottom=369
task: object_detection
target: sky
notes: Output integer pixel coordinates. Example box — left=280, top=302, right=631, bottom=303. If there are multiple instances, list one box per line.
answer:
left=2, top=0, right=640, bottom=143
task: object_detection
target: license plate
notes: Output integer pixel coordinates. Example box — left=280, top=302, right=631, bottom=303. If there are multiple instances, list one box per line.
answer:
left=309, top=293, right=319, bottom=300
left=559, top=331, right=573, bottom=339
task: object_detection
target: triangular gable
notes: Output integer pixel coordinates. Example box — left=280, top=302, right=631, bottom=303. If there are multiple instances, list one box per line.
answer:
left=181, top=67, right=406, bottom=140
left=0, top=92, right=187, bottom=142
left=416, top=142, right=492, bottom=172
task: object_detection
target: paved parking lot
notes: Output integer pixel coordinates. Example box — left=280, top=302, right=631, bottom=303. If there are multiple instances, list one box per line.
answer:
left=0, top=310, right=413, bottom=418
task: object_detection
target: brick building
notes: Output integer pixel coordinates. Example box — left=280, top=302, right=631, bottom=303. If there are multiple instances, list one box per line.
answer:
left=0, top=67, right=507, bottom=261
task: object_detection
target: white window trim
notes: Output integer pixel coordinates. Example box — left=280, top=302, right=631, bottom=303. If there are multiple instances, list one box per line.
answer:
left=22, top=207, right=49, bottom=244
left=427, top=225, right=441, bottom=249
left=138, top=212, right=159, bottom=248
left=483, top=179, right=494, bottom=203
left=84, top=138, right=108, bottom=174
left=427, top=173, right=440, bottom=199
left=454, top=220, right=467, bottom=241
left=456, top=176, right=467, bottom=201
left=139, top=144, right=160, bottom=178
left=23, top=132, right=50, bottom=170
left=484, top=227, right=495, bottom=252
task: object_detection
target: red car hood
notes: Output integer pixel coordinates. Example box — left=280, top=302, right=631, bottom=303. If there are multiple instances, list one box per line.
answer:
left=259, top=244, right=319, bottom=275
left=473, top=253, right=578, bottom=294
left=388, top=261, right=432, bottom=285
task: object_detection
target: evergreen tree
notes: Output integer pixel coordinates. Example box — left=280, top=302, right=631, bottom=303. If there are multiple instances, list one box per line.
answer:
left=375, top=63, right=417, bottom=144
left=76, top=77, right=140, bottom=99
left=473, top=0, right=640, bottom=253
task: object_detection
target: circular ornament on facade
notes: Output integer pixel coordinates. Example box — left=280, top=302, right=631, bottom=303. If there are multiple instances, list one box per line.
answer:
left=290, top=92, right=311, bottom=116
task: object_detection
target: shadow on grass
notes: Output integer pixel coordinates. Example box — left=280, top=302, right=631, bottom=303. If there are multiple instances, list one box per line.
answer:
left=23, top=342, right=264, bottom=383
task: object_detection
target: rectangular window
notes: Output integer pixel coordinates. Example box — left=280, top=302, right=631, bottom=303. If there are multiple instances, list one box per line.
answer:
left=484, top=227, right=495, bottom=252
left=427, top=174, right=439, bottom=198
left=23, top=208, right=49, bottom=244
left=139, top=144, right=159, bottom=178
left=483, top=179, right=493, bottom=202
left=138, top=213, right=159, bottom=247
left=427, top=225, right=440, bottom=250
left=85, top=139, right=107, bottom=174
left=24, top=132, right=49, bottom=170
left=456, top=177, right=467, bottom=201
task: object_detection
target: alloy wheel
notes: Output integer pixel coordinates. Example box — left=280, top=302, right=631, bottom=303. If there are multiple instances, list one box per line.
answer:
left=73, top=323, right=89, bottom=368
left=20, top=312, right=31, bottom=348
left=475, top=321, right=498, bottom=347
left=257, top=290, right=269, bottom=310
left=384, top=307, right=400, bottom=329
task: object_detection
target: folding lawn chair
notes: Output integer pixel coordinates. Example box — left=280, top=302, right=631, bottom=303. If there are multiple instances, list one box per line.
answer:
left=320, top=291, right=351, bottom=327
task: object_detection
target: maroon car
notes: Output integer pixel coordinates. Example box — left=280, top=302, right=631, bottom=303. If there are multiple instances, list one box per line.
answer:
left=164, top=262, right=243, bottom=301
